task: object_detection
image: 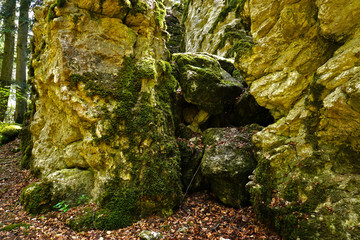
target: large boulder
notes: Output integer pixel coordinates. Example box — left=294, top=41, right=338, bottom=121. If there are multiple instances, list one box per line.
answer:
left=201, top=125, right=261, bottom=207
left=23, top=0, right=182, bottom=229
left=172, top=53, right=244, bottom=115
left=235, top=0, right=360, bottom=239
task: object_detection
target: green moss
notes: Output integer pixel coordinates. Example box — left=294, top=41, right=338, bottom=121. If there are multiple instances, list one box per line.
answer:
left=154, top=0, right=166, bottom=28
left=0, top=123, right=22, bottom=145
left=47, top=3, right=57, bottom=22
left=68, top=57, right=181, bottom=230
left=234, top=0, right=246, bottom=18
left=20, top=182, right=53, bottom=215
left=181, top=0, right=194, bottom=24
left=132, top=0, right=148, bottom=13
left=136, top=58, right=156, bottom=79
left=208, top=0, right=246, bottom=34
left=1, top=223, right=29, bottom=231
left=20, top=107, right=35, bottom=169
left=229, top=39, right=254, bottom=61
left=56, top=0, right=66, bottom=8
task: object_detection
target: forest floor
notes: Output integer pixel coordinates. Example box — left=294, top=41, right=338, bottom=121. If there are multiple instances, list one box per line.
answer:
left=0, top=139, right=281, bottom=240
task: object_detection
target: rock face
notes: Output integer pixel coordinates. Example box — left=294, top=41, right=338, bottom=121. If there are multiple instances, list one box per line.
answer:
left=183, top=0, right=252, bottom=58
left=234, top=0, right=360, bottom=239
left=183, top=0, right=360, bottom=238
left=23, top=0, right=182, bottom=229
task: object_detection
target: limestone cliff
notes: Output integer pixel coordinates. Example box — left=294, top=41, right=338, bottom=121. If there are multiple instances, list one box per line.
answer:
left=184, top=0, right=360, bottom=239
left=22, top=0, right=182, bottom=228
left=238, top=1, right=360, bottom=239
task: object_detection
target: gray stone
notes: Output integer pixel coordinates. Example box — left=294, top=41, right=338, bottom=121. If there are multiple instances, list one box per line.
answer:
left=172, top=53, right=244, bottom=115
left=201, top=125, right=262, bottom=207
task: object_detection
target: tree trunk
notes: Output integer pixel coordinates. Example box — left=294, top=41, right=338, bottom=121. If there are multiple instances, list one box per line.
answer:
left=0, top=0, right=16, bottom=122
left=14, top=0, right=30, bottom=124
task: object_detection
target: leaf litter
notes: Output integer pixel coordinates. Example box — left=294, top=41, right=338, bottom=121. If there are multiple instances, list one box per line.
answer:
left=0, top=139, right=281, bottom=239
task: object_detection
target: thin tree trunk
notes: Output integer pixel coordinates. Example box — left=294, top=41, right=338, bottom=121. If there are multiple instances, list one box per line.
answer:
left=0, top=0, right=16, bottom=122
left=14, top=0, right=30, bottom=124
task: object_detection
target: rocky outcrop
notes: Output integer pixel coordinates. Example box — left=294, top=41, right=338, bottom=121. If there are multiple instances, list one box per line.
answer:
left=23, top=0, right=182, bottom=229
left=235, top=0, right=360, bottom=239
left=182, top=0, right=360, bottom=238
left=165, top=8, right=184, bottom=53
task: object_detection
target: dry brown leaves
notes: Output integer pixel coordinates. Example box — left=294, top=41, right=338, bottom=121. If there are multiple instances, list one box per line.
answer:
left=0, top=139, right=281, bottom=240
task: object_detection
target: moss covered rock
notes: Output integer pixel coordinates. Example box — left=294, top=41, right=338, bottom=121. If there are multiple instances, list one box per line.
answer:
left=177, top=134, right=205, bottom=192
left=201, top=125, right=262, bottom=207
left=0, top=124, right=22, bottom=145
left=20, top=182, right=53, bottom=215
left=172, top=53, right=243, bottom=115
left=25, top=0, right=182, bottom=229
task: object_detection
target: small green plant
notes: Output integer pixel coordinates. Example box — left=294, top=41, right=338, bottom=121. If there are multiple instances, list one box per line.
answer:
left=78, top=194, right=89, bottom=204
left=54, top=200, right=69, bottom=213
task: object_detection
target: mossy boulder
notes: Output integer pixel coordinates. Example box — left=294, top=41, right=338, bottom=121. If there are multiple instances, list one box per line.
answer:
left=201, top=125, right=262, bottom=207
left=46, top=169, right=94, bottom=206
left=172, top=53, right=244, bottom=115
left=0, top=124, right=22, bottom=145
left=20, top=182, right=53, bottom=215
left=25, top=0, right=182, bottom=229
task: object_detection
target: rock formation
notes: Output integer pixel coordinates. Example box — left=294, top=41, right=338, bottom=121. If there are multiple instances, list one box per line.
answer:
left=184, top=0, right=360, bottom=239
left=183, top=0, right=252, bottom=58
left=239, top=1, right=360, bottom=239
left=21, top=0, right=360, bottom=238
left=22, top=0, right=182, bottom=229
